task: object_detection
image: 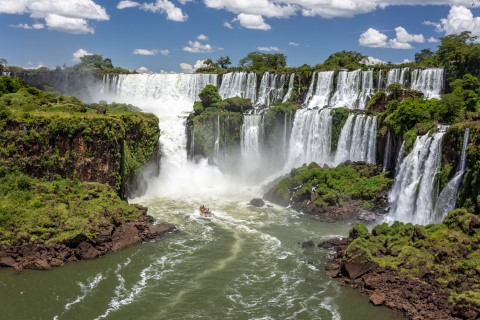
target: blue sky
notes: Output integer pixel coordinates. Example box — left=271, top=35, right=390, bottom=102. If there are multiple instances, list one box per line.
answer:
left=0, top=1, right=479, bottom=73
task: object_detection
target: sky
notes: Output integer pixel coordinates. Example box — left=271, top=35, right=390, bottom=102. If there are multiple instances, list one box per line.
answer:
left=0, top=0, right=479, bottom=73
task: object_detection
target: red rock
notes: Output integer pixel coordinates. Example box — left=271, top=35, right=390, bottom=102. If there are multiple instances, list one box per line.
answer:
left=111, top=223, right=141, bottom=252
left=343, top=257, right=378, bottom=280
left=49, top=258, right=64, bottom=267
left=0, top=256, right=16, bottom=267
left=370, top=291, right=386, bottom=306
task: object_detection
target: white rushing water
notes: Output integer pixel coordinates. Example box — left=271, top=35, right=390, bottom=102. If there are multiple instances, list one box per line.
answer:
left=305, top=71, right=334, bottom=109
left=411, top=68, right=444, bottom=99
left=219, top=71, right=257, bottom=102
left=435, top=128, right=470, bottom=222
left=285, top=108, right=333, bottom=169
left=282, top=73, right=295, bottom=103
left=330, top=70, right=361, bottom=109
left=241, top=114, right=263, bottom=161
left=334, top=114, right=377, bottom=165
left=388, top=130, right=446, bottom=224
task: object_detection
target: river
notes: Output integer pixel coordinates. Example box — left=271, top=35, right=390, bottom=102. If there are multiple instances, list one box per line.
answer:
left=0, top=186, right=400, bottom=320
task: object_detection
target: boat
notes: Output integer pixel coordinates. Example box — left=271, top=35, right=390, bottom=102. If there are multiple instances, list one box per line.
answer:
left=199, top=205, right=214, bottom=218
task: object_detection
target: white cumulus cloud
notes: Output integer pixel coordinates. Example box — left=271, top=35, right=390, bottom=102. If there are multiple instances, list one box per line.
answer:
left=136, top=66, right=153, bottom=73
left=133, top=49, right=157, bottom=55
left=257, top=46, right=280, bottom=52
left=223, top=21, right=233, bottom=29
left=183, top=41, right=214, bottom=53
left=72, top=48, right=93, bottom=62
left=235, top=13, right=271, bottom=30
left=197, top=34, right=208, bottom=40
left=288, top=41, right=299, bottom=47
left=1, top=0, right=109, bottom=34
left=180, top=62, right=193, bottom=73
left=362, top=56, right=386, bottom=65
left=359, top=28, right=388, bottom=48
left=425, top=5, right=480, bottom=37
left=359, top=26, right=424, bottom=49
left=159, top=49, right=170, bottom=55
left=428, top=36, right=439, bottom=43
left=117, top=0, right=187, bottom=22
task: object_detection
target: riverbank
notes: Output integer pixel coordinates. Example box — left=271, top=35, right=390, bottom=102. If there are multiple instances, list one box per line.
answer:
left=321, top=209, right=480, bottom=320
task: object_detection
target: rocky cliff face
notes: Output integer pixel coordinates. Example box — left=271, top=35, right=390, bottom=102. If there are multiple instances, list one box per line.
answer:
left=0, top=110, right=160, bottom=198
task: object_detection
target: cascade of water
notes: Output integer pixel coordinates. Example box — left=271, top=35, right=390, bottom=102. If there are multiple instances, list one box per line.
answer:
left=256, top=72, right=287, bottom=107
left=358, top=70, right=374, bottom=110
left=330, top=70, right=361, bottom=109
left=218, top=72, right=257, bottom=102
left=96, top=73, right=227, bottom=196
left=383, top=130, right=392, bottom=171
left=377, top=70, right=383, bottom=90
left=190, top=126, right=195, bottom=160
left=303, top=72, right=317, bottom=106
left=395, top=141, right=405, bottom=173
left=286, top=108, right=333, bottom=169
left=400, top=67, right=409, bottom=86
left=410, top=68, right=444, bottom=99
left=434, top=128, right=470, bottom=222
left=334, top=114, right=377, bottom=164
left=386, top=68, right=400, bottom=87
left=241, top=114, right=263, bottom=160
left=388, top=131, right=445, bottom=224
left=306, top=71, right=334, bottom=109
left=282, top=74, right=295, bottom=103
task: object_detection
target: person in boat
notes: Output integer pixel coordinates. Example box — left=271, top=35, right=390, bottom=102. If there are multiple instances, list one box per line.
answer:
left=199, top=205, right=206, bottom=216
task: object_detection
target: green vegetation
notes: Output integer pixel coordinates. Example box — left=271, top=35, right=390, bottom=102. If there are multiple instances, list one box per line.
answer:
left=239, top=51, right=287, bottom=72
left=315, top=51, right=366, bottom=71
left=331, top=108, right=350, bottom=152
left=0, top=167, right=143, bottom=246
left=265, top=162, right=392, bottom=208
left=345, top=209, right=480, bottom=313
left=0, top=76, right=160, bottom=195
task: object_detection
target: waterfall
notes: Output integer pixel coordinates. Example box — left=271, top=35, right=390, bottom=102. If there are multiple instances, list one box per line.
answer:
left=435, top=128, right=470, bottom=222
left=395, top=141, right=405, bottom=173
left=383, top=130, right=392, bottom=171
left=411, top=68, right=444, bottom=99
left=330, top=70, right=361, bottom=109
left=377, top=70, right=383, bottom=90
left=358, top=70, right=374, bottom=110
left=96, top=73, right=228, bottom=196
left=334, top=114, right=377, bottom=165
left=282, top=73, right=295, bottom=103
left=386, top=67, right=409, bottom=87
left=219, top=72, right=257, bottom=102
left=256, top=72, right=287, bottom=107
left=388, top=131, right=445, bottom=224
left=285, top=108, right=333, bottom=169
left=303, top=72, right=316, bottom=106
left=306, top=71, right=334, bottom=109
left=241, top=114, right=263, bottom=160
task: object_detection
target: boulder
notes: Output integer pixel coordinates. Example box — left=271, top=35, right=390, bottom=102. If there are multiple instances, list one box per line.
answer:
left=301, top=240, right=315, bottom=248
left=370, top=291, right=386, bottom=306
left=0, top=256, right=16, bottom=268
left=144, top=223, right=176, bottom=240
left=111, top=223, right=141, bottom=252
left=249, top=198, right=265, bottom=207
left=343, top=257, right=378, bottom=280
left=76, top=242, right=101, bottom=260
left=325, top=261, right=341, bottom=278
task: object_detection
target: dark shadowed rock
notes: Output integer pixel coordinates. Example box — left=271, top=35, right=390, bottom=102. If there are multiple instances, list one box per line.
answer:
left=325, top=261, right=341, bottom=278
left=301, top=240, right=315, bottom=248
left=111, top=223, right=141, bottom=252
left=0, top=256, right=16, bottom=268
left=249, top=198, right=265, bottom=207
left=76, top=242, right=101, bottom=260
left=144, top=223, right=176, bottom=240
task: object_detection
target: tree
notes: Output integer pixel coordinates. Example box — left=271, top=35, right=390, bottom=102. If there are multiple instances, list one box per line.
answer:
left=435, top=31, right=480, bottom=87
left=239, top=51, right=287, bottom=71
left=216, top=56, right=231, bottom=69
left=198, top=84, right=221, bottom=108
left=317, top=51, right=366, bottom=70
left=414, top=48, right=436, bottom=65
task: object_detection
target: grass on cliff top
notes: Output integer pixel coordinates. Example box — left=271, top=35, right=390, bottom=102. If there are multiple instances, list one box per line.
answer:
left=346, top=209, right=480, bottom=312
left=267, top=162, right=392, bottom=208
left=0, top=166, right=143, bottom=246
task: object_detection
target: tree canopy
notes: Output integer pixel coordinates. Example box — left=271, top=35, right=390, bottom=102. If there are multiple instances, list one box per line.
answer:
left=238, top=51, right=287, bottom=71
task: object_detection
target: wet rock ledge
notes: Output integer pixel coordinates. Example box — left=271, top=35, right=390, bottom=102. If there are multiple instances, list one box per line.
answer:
left=0, top=207, right=175, bottom=272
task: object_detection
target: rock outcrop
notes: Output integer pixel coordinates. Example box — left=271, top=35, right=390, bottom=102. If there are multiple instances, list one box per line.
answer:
left=0, top=209, right=175, bottom=272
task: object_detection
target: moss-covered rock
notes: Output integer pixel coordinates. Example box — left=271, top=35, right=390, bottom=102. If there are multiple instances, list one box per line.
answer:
left=264, top=162, right=392, bottom=221
left=0, top=80, right=160, bottom=198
